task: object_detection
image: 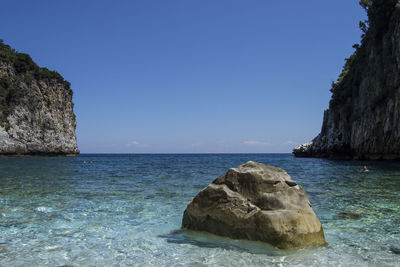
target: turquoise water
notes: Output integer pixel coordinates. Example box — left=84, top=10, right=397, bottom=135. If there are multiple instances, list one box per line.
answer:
left=0, top=154, right=399, bottom=266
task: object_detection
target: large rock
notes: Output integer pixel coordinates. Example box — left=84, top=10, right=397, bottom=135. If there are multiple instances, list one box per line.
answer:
left=182, top=161, right=326, bottom=249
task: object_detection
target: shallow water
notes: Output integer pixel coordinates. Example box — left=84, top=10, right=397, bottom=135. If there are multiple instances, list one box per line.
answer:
left=0, top=154, right=399, bottom=266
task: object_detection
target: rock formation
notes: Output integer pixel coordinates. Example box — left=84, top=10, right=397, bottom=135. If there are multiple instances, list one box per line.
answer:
left=182, top=161, right=326, bottom=249
left=0, top=40, right=78, bottom=155
left=293, top=1, right=400, bottom=160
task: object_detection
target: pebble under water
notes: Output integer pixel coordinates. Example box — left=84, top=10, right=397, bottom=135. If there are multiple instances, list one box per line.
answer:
left=0, top=154, right=399, bottom=266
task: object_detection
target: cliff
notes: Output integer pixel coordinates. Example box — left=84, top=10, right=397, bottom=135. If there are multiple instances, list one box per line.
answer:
left=293, top=0, right=400, bottom=160
left=0, top=40, right=79, bottom=155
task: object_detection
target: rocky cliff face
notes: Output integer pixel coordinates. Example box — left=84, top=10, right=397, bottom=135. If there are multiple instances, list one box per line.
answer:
left=294, top=1, right=400, bottom=160
left=0, top=41, right=78, bottom=155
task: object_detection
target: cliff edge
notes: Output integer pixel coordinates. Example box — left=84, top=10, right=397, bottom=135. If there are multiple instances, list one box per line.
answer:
left=0, top=40, right=79, bottom=155
left=294, top=0, right=400, bottom=160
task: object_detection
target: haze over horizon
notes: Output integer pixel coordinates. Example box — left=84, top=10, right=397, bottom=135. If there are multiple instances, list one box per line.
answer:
left=1, top=0, right=366, bottom=153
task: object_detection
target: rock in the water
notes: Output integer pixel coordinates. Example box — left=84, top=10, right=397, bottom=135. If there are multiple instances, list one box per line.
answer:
left=182, top=161, right=327, bottom=249
left=292, top=142, right=313, bottom=158
left=0, top=244, right=7, bottom=253
left=390, top=246, right=400, bottom=254
left=334, top=211, right=363, bottom=220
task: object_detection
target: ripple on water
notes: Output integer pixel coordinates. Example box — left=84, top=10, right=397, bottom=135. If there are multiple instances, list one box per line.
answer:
left=0, top=154, right=399, bottom=266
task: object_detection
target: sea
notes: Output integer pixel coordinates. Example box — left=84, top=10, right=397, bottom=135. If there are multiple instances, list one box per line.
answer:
left=0, top=154, right=399, bottom=266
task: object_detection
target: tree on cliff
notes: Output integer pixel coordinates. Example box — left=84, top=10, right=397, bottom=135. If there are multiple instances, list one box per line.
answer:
left=359, top=0, right=398, bottom=40
left=330, top=0, right=399, bottom=107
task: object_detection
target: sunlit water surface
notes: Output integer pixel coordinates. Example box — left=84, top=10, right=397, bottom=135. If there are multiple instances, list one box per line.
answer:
left=0, top=154, right=399, bottom=266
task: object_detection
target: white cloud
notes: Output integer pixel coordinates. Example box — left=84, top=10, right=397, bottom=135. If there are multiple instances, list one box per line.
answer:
left=127, top=141, right=140, bottom=147
left=243, top=140, right=271, bottom=146
left=283, top=140, right=296, bottom=145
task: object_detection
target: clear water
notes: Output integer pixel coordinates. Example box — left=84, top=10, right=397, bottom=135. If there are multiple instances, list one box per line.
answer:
left=0, top=154, right=399, bottom=267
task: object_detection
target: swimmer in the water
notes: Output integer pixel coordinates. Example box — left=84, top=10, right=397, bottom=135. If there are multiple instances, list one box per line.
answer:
left=363, top=166, right=369, bottom=172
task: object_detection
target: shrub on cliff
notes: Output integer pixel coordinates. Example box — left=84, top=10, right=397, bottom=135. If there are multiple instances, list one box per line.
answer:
left=360, top=0, right=398, bottom=40
left=0, top=76, right=25, bottom=128
left=0, top=39, right=70, bottom=87
left=329, top=0, right=399, bottom=108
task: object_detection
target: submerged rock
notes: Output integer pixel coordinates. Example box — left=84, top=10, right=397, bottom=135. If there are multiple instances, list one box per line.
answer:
left=335, top=210, right=363, bottom=220
left=182, top=161, right=326, bottom=249
left=390, top=246, right=400, bottom=254
left=0, top=244, right=7, bottom=253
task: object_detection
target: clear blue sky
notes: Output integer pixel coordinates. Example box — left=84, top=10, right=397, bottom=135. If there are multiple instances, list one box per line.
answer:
left=1, top=0, right=366, bottom=153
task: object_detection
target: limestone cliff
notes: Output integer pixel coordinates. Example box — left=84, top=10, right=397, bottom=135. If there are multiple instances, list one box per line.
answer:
left=0, top=40, right=78, bottom=155
left=294, top=0, right=400, bottom=160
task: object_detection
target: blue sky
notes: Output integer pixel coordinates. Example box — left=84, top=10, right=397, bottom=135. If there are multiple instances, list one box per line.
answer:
left=1, top=0, right=366, bottom=153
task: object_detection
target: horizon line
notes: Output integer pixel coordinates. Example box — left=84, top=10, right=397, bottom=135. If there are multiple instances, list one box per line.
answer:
left=79, top=152, right=293, bottom=155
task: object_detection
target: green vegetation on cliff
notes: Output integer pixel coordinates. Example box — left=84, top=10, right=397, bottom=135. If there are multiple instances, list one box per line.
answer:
left=330, top=0, right=399, bottom=111
left=0, top=40, right=70, bottom=86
